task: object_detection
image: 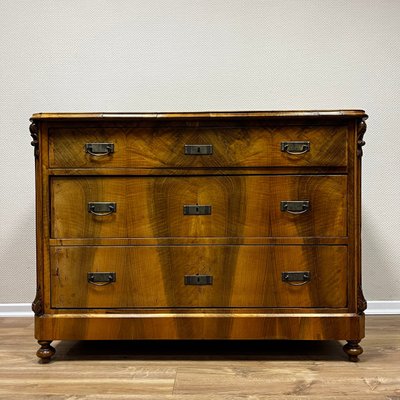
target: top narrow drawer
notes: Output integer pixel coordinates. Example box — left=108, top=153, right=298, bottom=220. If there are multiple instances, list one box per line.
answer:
left=48, top=125, right=348, bottom=168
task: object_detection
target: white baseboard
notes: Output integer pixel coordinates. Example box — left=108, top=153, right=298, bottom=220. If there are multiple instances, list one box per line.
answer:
left=365, top=301, right=400, bottom=315
left=0, top=303, right=33, bottom=317
left=0, top=301, right=399, bottom=317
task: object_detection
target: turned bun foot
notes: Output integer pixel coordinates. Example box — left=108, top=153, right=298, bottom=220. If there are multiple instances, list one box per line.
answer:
left=36, top=340, right=56, bottom=363
left=343, top=340, right=363, bottom=362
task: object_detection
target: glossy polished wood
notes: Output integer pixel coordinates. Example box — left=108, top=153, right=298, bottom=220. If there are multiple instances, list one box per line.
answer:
left=32, top=109, right=367, bottom=119
left=31, top=110, right=367, bottom=362
left=50, top=245, right=347, bottom=309
left=49, top=125, right=348, bottom=168
left=36, top=340, right=55, bottom=364
left=343, top=340, right=364, bottom=362
left=51, top=175, right=347, bottom=238
left=36, top=313, right=364, bottom=341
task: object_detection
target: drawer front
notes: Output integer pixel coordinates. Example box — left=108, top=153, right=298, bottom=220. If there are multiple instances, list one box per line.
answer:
left=48, top=125, right=348, bottom=168
left=51, top=175, right=347, bottom=238
left=50, top=245, right=347, bottom=308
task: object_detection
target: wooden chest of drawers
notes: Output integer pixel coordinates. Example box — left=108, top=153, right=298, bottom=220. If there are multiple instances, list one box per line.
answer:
left=30, top=110, right=368, bottom=362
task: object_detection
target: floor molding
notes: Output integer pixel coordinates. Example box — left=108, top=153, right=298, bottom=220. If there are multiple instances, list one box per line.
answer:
left=365, top=301, right=400, bottom=315
left=0, top=303, right=33, bottom=317
left=0, top=301, right=399, bottom=317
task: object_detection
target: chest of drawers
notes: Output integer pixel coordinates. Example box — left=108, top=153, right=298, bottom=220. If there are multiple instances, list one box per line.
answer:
left=30, top=110, right=368, bottom=362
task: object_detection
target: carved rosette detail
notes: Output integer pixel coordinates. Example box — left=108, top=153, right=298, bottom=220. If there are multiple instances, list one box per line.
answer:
left=32, top=285, right=43, bottom=316
left=30, top=119, right=39, bottom=158
left=357, top=284, right=367, bottom=314
left=357, top=118, right=367, bottom=157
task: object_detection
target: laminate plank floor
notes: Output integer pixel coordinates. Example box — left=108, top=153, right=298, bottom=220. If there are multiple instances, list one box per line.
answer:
left=0, top=316, right=399, bottom=399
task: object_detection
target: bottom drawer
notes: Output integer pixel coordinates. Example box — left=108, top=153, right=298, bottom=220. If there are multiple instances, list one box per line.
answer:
left=50, top=245, right=347, bottom=309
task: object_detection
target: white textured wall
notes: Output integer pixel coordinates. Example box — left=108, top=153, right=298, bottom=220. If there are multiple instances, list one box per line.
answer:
left=0, top=0, right=399, bottom=303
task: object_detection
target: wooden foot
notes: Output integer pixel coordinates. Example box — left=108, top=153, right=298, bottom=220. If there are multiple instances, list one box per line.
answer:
left=343, top=340, right=363, bottom=362
left=36, top=340, right=55, bottom=363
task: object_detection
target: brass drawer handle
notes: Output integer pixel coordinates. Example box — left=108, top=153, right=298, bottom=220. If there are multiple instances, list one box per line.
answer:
left=87, top=272, right=116, bottom=286
left=281, top=141, right=310, bottom=155
left=184, top=275, right=213, bottom=285
left=85, top=143, right=114, bottom=156
left=282, top=271, right=311, bottom=286
left=184, top=144, right=213, bottom=155
left=280, top=201, right=309, bottom=214
left=88, top=202, right=116, bottom=216
left=183, top=205, right=212, bottom=215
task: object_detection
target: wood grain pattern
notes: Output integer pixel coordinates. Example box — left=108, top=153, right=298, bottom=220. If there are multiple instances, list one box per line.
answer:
left=31, top=110, right=367, bottom=362
left=51, top=175, right=347, bottom=238
left=2, top=316, right=398, bottom=399
left=48, top=125, right=348, bottom=168
left=31, top=109, right=367, bottom=119
left=47, top=166, right=349, bottom=176
left=50, top=245, right=347, bottom=309
left=35, top=313, right=364, bottom=341
left=49, top=237, right=349, bottom=246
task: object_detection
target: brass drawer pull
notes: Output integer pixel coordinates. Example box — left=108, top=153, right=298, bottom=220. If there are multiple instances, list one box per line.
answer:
left=282, top=271, right=311, bottom=286
left=184, top=144, right=213, bottom=155
left=85, top=143, right=114, bottom=156
left=184, top=275, right=213, bottom=285
left=281, top=141, right=310, bottom=155
left=88, top=202, right=116, bottom=216
left=87, top=272, right=116, bottom=286
left=183, top=205, right=212, bottom=215
left=281, top=200, right=309, bottom=214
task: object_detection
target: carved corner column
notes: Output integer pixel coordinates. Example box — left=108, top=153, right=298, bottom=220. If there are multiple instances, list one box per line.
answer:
left=342, top=117, right=368, bottom=362
left=30, top=119, right=39, bottom=159
left=356, top=116, right=368, bottom=315
left=32, top=285, right=43, bottom=316
left=30, top=118, right=53, bottom=361
left=30, top=119, right=43, bottom=317
left=357, top=117, right=367, bottom=158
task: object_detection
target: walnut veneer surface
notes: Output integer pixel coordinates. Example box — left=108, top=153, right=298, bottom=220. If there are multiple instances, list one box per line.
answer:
left=30, top=110, right=368, bottom=363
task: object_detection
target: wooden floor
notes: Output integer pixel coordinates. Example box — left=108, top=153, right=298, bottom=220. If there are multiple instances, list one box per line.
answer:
left=0, top=316, right=399, bottom=399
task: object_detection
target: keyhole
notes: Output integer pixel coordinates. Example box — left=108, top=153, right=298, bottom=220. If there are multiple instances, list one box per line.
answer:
left=197, top=147, right=201, bottom=153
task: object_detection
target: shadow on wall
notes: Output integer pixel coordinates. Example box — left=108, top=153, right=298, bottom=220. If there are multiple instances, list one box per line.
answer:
left=362, top=209, right=398, bottom=302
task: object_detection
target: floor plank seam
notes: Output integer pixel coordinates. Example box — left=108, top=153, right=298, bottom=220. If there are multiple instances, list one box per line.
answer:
left=0, top=317, right=399, bottom=398
left=172, top=369, right=178, bottom=396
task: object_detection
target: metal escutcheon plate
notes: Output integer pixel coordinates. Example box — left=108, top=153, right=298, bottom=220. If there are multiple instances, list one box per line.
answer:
left=184, top=275, right=213, bottom=285
left=184, top=144, right=213, bottom=155
left=183, top=205, right=212, bottom=215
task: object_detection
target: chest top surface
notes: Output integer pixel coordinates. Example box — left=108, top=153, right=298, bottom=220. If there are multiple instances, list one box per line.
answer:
left=31, top=110, right=367, bottom=120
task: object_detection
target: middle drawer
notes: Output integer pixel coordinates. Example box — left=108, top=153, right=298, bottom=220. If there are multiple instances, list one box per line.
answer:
left=51, top=175, right=347, bottom=238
